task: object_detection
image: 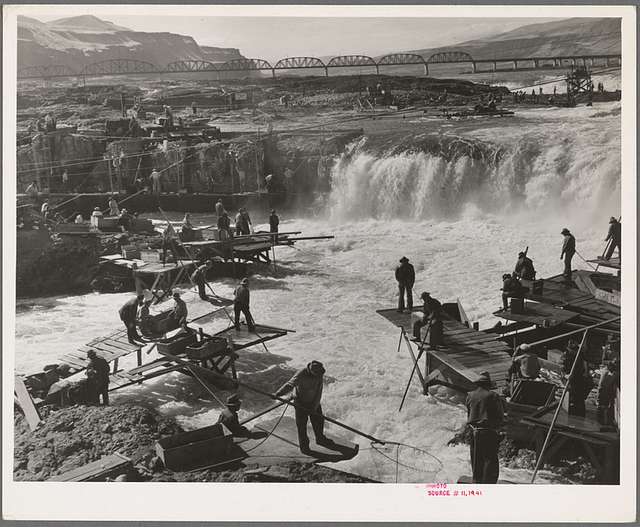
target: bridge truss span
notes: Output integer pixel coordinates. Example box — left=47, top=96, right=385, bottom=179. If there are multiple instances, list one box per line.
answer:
left=81, top=59, right=160, bottom=77
left=165, top=60, right=219, bottom=72
left=377, top=53, right=428, bottom=74
left=327, top=55, right=378, bottom=74
left=274, top=57, right=327, bottom=76
left=18, top=64, right=78, bottom=79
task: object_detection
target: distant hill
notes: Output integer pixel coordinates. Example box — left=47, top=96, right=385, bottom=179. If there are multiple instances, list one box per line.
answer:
left=410, top=17, right=621, bottom=60
left=17, top=15, right=244, bottom=72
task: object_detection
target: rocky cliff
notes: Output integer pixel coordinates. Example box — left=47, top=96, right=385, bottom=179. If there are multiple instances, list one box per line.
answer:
left=17, top=15, right=244, bottom=71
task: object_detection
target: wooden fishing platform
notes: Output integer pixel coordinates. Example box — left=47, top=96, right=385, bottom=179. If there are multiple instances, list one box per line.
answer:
left=493, top=301, right=580, bottom=326
left=521, top=406, right=619, bottom=483
left=58, top=329, right=143, bottom=373
left=520, top=272, right=620, bottom=321
left=377, top=306, right=513, bottom=393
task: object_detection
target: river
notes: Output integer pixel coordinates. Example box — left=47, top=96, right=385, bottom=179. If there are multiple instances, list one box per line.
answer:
left=14, top=101, right=620, bottom=483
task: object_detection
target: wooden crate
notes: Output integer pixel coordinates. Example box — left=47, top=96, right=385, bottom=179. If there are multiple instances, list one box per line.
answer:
left=155, top=424, right=233, bottom=471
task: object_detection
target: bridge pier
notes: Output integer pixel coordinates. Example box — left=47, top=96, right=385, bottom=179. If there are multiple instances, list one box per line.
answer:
left=271, top=69, right=276, bottom=79
left=324, top=67, right=329, bottom=77
left=554, top=58, right=560, bottom=68
left=471, top=62, right=477, bottom=73
left=492, top=61, right=497, bottom=72
left=513, top=60, right=517, bottom=70
left=533, top=58, right=539, bottom=69
left=424, top=63, right=429, bottom=76
left=375, top=65, right=380, bottom=75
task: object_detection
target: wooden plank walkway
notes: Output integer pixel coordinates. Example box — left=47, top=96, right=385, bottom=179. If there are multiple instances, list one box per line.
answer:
left=58, top=329, right=142, bottom=372
left=49, top=453, right=132, bottom=481
left=521, top=273, right=619, bottom=320
left=214, top=324, right=289, bottom=352
left=493, top=301, right=580, bottom=325
left=377, top=308, right=513, bottom=390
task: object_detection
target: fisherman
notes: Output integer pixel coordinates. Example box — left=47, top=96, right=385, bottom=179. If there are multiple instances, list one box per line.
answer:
left=602, top=334, right=621, bottom=364
left=108, top=196, right=119, bottom=217
left=235, top=208, right=251, bottom=236
left=604, top=217, right=621, bottom=260
left=507, top=343, right=541, bottom=387
left=501, top=272, right=526, bottom=310
left=466, top=371, right=504, bottom=484
left=216, top=394, right=260, bottom=438
left=25, top=180, right=39, bottom=201
left=119, top=294, right=145, bottom=344
left=118, top=208, right=133, bottom=232
left=275, top=360, right=336, bottom=454
left=181, top=213, right=195, bottom=242
left=191, top=260, right=213, bottom=301
left=150, top=168, right=161, bottom=195
left=215, top=198, right=226, bottom=218
left=86, top=350, right=110, bottom=405
left=514, top=251, right=536, bottom=280
left=413, top=292, right=443, bottom=340
left=241, top=207, right=253, bottom=233
left=40, top=199, right=50, bottom=222
left=395, top=256, right=415, bottom=313
left=217, top=211, right=232, bottom=241
left=563, top=339, right=591, bottom=417
left=560, top=227, right=576, bottom=281
left=597, top=360, right=619, bottom=427
left=233, top=277, right=255, bottom=332
left=269, top=209, right=280, bottom=241
left=170, top=292, right=188, bottom=328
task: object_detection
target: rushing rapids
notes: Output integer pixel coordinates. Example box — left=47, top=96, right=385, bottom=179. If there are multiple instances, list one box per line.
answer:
left=14, top=102, right=620, bottom=483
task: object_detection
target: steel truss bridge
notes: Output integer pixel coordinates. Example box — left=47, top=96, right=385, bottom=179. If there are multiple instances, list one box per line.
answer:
left=18, top=52, right=622, bottom=81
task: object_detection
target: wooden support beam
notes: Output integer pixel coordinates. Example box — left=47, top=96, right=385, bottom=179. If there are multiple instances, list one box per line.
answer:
left=402, top=329, right=427, bottom=389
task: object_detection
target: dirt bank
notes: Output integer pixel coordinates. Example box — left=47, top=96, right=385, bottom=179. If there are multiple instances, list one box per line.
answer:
left=14, top=404, right=372, bottom=482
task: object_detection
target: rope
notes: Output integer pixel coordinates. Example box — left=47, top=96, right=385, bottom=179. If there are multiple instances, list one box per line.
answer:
left=575, top=249, right=598, bottom=271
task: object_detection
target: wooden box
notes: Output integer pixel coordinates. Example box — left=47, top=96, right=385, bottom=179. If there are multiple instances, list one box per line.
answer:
left=157, top=333, right=198, bottom=355
left=121, top=245, right=141, bottom=260
left=155, top=424, right=233, bottom=471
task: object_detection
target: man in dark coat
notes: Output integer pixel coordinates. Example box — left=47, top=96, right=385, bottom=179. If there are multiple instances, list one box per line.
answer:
left=171, top=292, right=188, bottom=328
left=233, top=277, right=255, bottom=332
left=274, top=361, right=335, bottom=454
left=563, top=338, right=591, bottom=417
left=395, top=256, right=415, bottom=313
left=217, top=212, right=232, bottom=241
left=514, top=252, right=536, bottom=280
left=501, top=272, right=527, bottom=310
left=604, top=217, right=621, bottom=260
left=269, top=209, right=280, bottom=241
left=86, top=350, right=110, bottom=405
left=191, top=260, right=213, bottom=301
left=466, top=371, right=504, bottom=484
left=560, top=228, right=576, bottom=280
left=119, top=294, right=144, bottom=344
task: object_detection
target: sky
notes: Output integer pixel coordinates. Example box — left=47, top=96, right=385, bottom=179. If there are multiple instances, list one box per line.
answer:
left=28, top=11, right=564, bottom=61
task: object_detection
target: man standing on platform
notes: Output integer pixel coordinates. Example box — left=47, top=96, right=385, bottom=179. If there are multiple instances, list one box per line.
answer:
left=233, top=277, right=255, bottom=332
left=217, top=211, right=232, bottom=241
left=215, top=198, right=225, bottom=218
left=560, top=227, right=576, bottom=281
left=86, top=350, right=110, bottom=405
left=119, top=294, right=144, bottom=344
left=274, top=360, right=336, bottom=454
left=466, top=371, right=504, bottom=484
left=269, top=209, right=280, bottom=242
left=604, top=217, right=621, bottom=260
left=171, top=292, right=188, bottom=329
left=395, top=256, right=415, bottom=313
left=191, top=260, right=213, bottom=301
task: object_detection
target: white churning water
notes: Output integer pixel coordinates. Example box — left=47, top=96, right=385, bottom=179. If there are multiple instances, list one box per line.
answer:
left=14, top=103, right=620, bottom=483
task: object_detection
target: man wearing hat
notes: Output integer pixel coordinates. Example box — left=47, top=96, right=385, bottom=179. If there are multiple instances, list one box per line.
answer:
left=119, top=294, right=145, bottom=344
left=191, top=260, right=214, bottom=301
left=506, top=343, right=541, bottom=392
left=395, top=256, right=415, bottom=313
left=465, top=371, right=504, bottom=484
left=514, top=251, right=536, bottom=280
left=413, top=292, right=443, bottom=341
left=269, top=209, right=280, bottom=242
left=217, top=394, right=252, bottom=438
left=233, top=277, right=255, bottom=332
left=275, top=361, right=334, bottom=454
left=604, top=217, right=621, bottom=260
left=170, top=292, right=188, bottom=329
left=86, top=350, right=111, bottom=405
left=560, top=228, right=576, bottom=281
